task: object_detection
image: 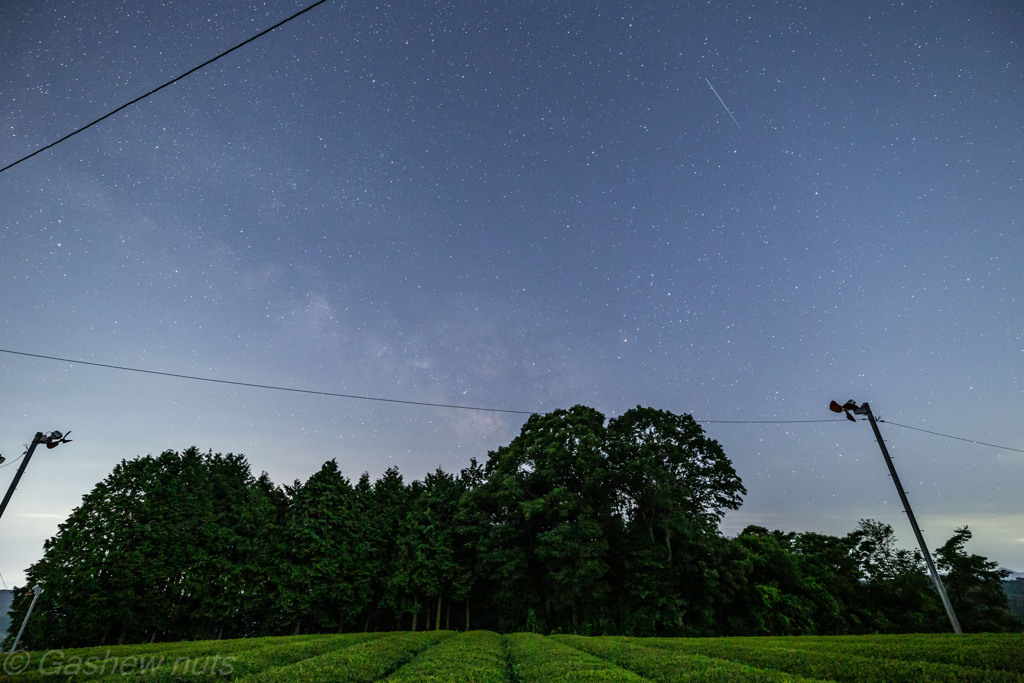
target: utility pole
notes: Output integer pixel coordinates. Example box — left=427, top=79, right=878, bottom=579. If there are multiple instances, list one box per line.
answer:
left=831, top=400, right=962, bottom=634
left=0, top=430, right=72, bottom=524
left=9, top=585, right=43, bottom=652
left=0, top=433, right=44, bottom=524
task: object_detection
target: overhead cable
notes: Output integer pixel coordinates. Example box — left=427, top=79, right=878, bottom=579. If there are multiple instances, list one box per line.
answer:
left=0, top=453, right=26, bottom=469
left=0, top=348, right=536, bottom=415
left=0, top=349, right=859, bottom=421
left=4, top=348, right=1020, bottom=453
left=878, top=419, right=1024, bottom=454
left=0, top=0, right=332, bottom=175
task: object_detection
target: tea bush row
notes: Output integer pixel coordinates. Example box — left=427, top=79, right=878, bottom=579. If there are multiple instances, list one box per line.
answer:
left=630, top=636, right=1021, bottom=683
left=555, top=635, right=826, bottom=682
left=237, top=631, right=452, bottom=683
left=385, top=630, right=508, bottom=682
left=504, top=632, right=645, bottom=682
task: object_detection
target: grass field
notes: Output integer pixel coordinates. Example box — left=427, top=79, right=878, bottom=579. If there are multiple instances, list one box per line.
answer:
left=1, top=631, right=1021, bottom=681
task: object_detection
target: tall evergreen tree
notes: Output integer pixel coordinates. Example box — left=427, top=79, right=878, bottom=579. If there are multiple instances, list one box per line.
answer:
left=276, top=460, right=365, bottom=635
left=451, top=458, right=487, bottom=631
left=410, top=469, right=462, bottom=630
left=370, top=467, right=413, bottom=630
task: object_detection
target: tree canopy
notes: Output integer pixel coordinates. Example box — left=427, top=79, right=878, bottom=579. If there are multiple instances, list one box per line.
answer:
left=3, top=406, right=1018, bottom=648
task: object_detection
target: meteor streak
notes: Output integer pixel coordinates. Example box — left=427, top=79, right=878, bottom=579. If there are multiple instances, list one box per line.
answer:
left=705, top=77, right=741, bottom=130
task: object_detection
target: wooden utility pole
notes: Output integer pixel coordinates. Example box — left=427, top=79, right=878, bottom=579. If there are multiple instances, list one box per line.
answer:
left=832, top=400, right=962, bottom=634
left=0, top=433, right=45, bottom=524
left=0, top=430, right=72, bottom=524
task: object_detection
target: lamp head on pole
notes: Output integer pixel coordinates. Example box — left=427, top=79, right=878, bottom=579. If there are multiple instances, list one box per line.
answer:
left=45, top=430, right=72, bottom=449
left=829, top=399, right=865, bottom=421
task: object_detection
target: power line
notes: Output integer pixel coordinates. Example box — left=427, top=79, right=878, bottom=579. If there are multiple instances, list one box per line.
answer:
left=0, top=453, right=26, bottom=470
left=701, top=419, right=842, bottom=424
left=0, top=348, right=536, bottom=415
left=4, top=348, right=1020, bottom=452
left=0, top=0, right=332, bottom=175
left=0, top=349, right=855, bottom=422
left=878, top=419, right=1024, bottom=454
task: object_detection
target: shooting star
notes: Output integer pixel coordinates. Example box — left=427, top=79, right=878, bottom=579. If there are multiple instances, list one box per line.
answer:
left=705, top=77, right=741, bottom=131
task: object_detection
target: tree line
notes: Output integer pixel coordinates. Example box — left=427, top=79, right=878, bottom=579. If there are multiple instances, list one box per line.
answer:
left=4, top=405, right=1018, bottom=648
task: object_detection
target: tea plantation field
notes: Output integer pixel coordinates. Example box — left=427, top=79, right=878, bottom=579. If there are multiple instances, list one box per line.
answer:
left=1, top=630, right=1021, bottom=681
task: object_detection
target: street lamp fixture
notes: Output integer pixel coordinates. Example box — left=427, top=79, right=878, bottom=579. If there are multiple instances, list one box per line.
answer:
left=44, top=430, right=72, bottom=449
left=829, top=399, right=861, bottom=421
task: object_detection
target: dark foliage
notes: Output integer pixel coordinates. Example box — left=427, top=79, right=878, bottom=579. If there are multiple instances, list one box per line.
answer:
left=3, top=406, right=1017, bottom=648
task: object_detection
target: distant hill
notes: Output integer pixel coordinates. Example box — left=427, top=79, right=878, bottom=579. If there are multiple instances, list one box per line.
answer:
left=1004, top=577, right=1024, bottom=623
left=0, top=589, right=12, bottom=641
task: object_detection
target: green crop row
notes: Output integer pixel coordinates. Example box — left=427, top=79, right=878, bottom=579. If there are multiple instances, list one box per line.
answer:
left=504, top=632, right=645, bottom=681
left=103, top=632, right=385, bottom=682
left=0, top=632, right=336, bottom=681
left=1, top=633, right=378, bottom=682
left=203, top=633, right=384, bottom=680
left=554, top=635, right=827, bottom=682
left=724, top=633, right=1024, bottom=673
left=385, top=630, right=507, bottom=682
left=0, top=638, right=207, bottom=678
left=632, top=636, right=1021, bottom=683
left=235, top=631, right=453, bottom=682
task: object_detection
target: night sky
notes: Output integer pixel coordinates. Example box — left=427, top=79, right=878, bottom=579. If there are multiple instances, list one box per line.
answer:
left=2, top=1, right=1022, bottom=587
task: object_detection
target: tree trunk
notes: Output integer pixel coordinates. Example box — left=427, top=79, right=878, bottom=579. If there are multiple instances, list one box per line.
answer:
left=445, top=600, right=451, bottom=631
left=436, top=595, right=442, bottom=631
left=465, top=600, right=471, bottom=631
left=412, top=595, right=419, bottom=632
left=664, top=527, right=673, bottom=569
